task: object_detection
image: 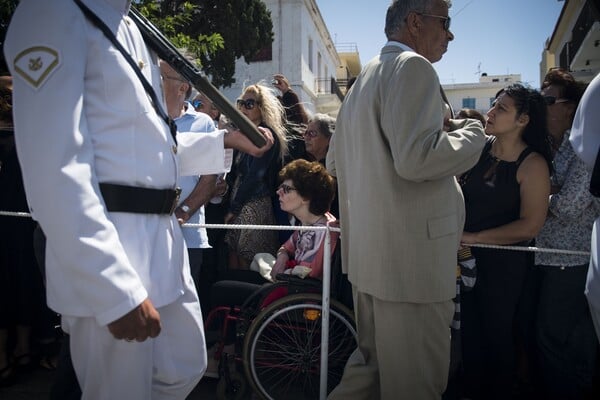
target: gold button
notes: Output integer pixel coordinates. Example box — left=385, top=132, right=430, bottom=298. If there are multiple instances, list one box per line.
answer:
left=138, top=60, right=145, bottom=69
left=172, top=145, right=177, bottom=154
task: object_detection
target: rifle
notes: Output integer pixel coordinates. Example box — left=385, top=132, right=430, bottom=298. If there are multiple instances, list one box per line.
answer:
left=128, top=7, right=266, bottom=147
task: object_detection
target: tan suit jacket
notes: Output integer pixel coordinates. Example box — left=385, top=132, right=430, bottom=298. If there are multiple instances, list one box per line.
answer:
left=332, top=44, right=486, bottom=303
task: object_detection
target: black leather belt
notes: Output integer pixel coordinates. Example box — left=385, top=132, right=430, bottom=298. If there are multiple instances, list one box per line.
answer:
left=99, top=183, right=181, bottom=215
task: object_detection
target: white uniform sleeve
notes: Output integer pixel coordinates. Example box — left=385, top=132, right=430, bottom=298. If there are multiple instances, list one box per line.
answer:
left=177, top=129, right=232, bottom=175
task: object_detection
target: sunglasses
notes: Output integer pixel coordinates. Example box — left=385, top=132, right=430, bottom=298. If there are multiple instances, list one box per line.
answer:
left=278, top=183, right=297, bottom=194
left=417, top=13, right=451, bottom=31
left=303, top=129, right=319, bottom=138
left=236, top=98, right=258, bottom=110
left=192, top=99, right=203, bottom=108
left=543, top=96, right=570, bottom=106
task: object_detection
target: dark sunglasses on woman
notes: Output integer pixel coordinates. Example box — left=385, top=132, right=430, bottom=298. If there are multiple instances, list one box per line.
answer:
left=543, top=95, right=570, bottom=106
left=236, top=98, right=258, bottom=110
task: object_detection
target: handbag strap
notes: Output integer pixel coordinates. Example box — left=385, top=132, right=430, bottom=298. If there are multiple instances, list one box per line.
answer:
left=73, top=0, right=177, bottom=144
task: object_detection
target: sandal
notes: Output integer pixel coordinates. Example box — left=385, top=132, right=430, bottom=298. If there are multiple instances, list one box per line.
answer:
left=0, top=364, right=16, bottom=387
left=39, top=355, right=58, bottom=371
left=38, top=338, right=61, bottom=371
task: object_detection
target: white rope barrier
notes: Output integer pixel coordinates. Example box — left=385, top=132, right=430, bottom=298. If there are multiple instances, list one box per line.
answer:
left=465, top=242, right=590, bottom=256
left=1, top=209, right=339, bottom=399
left=0, top=209, right=587, bottom=256
left=0, top=209, right=592, bottom=399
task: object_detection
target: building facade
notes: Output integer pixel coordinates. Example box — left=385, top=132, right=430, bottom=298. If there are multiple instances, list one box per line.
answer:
left=541, top=0, right=600, bottom=84
left=219, top=0, right=358, bottom=117
left=442, top=0, right=598, bottom=118
left=443, top=74, right=522, bottom=116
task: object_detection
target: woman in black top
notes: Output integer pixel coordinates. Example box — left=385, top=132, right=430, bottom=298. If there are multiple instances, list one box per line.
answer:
left=458, top=84, right=553, bottom=400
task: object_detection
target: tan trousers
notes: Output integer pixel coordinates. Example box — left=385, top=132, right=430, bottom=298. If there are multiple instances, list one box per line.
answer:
left=328, top=288, right=453, bottom=400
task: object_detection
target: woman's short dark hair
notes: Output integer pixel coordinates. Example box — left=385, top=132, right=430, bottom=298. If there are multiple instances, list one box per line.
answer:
left=542, top=68, right=587, bottom=112
left=495, top=83, right=553, bottom=173
left=279, top=159, right=335, bottom=215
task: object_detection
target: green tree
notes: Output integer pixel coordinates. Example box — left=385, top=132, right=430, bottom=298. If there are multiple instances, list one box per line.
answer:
left=0, top=0, right=18, bottom=74
left=0, top=0, right=273, bottom=86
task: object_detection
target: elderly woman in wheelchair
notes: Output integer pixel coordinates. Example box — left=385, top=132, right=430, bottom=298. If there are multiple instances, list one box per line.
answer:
left=204, top=159, right=354, bottom=400
left=271, top=158, right=339, bottom=280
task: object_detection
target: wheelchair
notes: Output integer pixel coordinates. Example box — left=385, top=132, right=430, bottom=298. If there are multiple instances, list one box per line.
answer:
left=204, top=243, right=356, bottom=400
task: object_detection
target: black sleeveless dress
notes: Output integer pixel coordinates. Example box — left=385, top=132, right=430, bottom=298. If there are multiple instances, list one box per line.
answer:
left=458, top=136, right=534, bottom=399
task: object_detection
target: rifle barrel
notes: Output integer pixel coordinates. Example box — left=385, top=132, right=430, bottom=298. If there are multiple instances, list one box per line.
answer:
left=128, top=7, right=266, bottom=147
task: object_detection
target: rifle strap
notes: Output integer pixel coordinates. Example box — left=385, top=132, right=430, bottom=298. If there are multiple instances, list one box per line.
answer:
left=73, top=0, right=177, bottom=144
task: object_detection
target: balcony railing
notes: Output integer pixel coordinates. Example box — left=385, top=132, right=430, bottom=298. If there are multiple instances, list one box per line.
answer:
left=314, top=77, right=344, bottom=101
left=335, top=42, right=359, bottom=54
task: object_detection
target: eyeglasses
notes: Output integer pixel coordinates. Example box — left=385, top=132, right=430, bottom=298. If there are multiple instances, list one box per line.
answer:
left=416, top=13, right=451, bottom=31
left=543, top=96, right=570, bottom=106
left=236, top=98, right=258, bottom=110
left=277, top=183, right=297, bottom=194
left=303, top=129, right=319, bottom=138
left=192, top=99, right=203, bottom=108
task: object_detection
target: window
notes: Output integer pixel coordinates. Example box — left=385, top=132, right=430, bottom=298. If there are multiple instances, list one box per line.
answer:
left=308, top=39, right=314, bottom=72
left=462, top=98, right=475, bottom=109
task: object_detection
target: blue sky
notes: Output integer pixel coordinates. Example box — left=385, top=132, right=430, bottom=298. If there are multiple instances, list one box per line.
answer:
left=316, top=0, right=565, bottom=88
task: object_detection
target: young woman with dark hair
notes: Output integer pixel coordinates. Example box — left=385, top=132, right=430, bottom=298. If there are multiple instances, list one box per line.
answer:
left=458, top=83, right=553, bottom=400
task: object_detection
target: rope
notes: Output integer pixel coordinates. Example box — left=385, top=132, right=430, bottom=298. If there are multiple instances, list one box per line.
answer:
left=0, top=210, right=31, bottom=218
left=465, top=243, right=589, bottom=256
left=0, top=210, right=589, bottom=256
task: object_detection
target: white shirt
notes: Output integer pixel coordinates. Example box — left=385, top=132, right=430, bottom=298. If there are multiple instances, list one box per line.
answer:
left=4, top=0, right=229, bottom=325
left=175, top=104, right=216, bottom=249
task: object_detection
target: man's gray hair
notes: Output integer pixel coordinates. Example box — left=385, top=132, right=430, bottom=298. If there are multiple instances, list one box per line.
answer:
left=384, top=0, right=452, bottom=38
left=309, top=113, right=336, bottom=138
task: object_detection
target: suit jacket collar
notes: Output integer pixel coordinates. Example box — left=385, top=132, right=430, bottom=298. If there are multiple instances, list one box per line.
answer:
left=379, top=41, right=454, bottom=116
left=384, top=40, right=414, bottom=53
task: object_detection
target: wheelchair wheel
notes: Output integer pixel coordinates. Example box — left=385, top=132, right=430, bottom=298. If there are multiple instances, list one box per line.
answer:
left=242, top=293, right=357, bottom=400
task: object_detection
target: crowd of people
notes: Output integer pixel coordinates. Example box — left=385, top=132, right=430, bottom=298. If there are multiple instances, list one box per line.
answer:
left=1, top=0, right=600, bottom=399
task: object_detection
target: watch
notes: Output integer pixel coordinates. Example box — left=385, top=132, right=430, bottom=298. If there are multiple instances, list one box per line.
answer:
left=179, top=204, right=191, bottom=214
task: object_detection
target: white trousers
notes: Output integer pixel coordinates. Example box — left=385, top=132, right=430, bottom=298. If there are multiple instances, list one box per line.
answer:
left=62, top=278, right=207, bottom=400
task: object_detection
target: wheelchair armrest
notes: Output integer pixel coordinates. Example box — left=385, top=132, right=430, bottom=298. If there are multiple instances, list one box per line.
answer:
left=275, top=273, right=322, bottom=290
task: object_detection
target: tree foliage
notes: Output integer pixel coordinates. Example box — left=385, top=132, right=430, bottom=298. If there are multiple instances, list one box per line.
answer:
left=0, top=0, right=274, bottom=86
left=0, top=0, right=18, bottom=74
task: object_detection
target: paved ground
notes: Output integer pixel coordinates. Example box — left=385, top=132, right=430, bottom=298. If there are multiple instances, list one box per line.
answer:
left=0, top=366, right=220, bottom=400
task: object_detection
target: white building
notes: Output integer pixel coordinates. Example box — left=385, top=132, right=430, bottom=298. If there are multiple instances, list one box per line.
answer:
left=442, top=74, right=522, bottom=116
left=219, top=0, right=359, bottom=117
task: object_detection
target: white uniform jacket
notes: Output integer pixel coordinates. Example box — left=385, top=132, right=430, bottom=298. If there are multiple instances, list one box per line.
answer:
left=4, top=0, right=229, bottom=325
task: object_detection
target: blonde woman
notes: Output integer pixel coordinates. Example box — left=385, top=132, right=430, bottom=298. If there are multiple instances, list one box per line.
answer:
left=224, top=84, right=288, bottom=268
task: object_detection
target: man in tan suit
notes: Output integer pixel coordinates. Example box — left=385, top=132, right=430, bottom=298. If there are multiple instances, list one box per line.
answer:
left=328, top=1, right=486, bottom=399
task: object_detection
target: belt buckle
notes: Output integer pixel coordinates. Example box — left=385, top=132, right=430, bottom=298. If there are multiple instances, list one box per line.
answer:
left=169, top=187, right=182, bottom=215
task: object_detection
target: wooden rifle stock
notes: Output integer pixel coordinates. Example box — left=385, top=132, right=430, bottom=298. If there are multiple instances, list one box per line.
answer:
left=128, top=7, right=266, bottom=147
